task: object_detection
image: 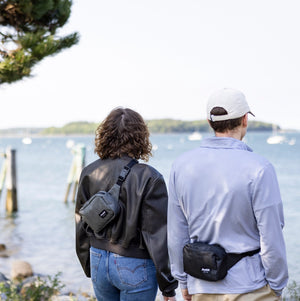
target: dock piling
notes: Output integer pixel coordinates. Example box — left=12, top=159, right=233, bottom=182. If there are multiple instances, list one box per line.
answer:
left=5, top=148, right=18, bottom=213
left=64, top=144, right=86, bottom=203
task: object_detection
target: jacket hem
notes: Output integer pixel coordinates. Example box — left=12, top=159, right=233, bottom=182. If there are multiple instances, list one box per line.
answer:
left=90, top=237, right=150, bottom=259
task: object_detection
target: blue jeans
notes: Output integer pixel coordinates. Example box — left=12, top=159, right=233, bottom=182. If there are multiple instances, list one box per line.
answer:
left=90, top=247, right=158, bottom=301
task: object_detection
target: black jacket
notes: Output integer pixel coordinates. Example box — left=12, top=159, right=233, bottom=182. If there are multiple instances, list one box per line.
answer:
left=75, top=156, right=177, bottom=297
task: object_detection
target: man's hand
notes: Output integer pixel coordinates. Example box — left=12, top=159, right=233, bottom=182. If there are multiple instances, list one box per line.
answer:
left=181, top=288, right=192, bottom=301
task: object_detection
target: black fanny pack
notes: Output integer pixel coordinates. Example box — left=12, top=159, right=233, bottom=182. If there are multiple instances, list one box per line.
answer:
left=79, top=159, right=138, bottom=233
left=183, top=242, right=260, bottom=282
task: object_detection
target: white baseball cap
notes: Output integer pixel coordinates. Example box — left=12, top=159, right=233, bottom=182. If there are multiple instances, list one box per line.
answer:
left=207, top=88, right=255, bottom=122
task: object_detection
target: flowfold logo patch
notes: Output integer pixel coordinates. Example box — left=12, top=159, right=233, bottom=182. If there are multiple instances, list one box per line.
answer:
left=99, top=210, right=108, bottom=218
left=201, top=268, right=210, bottom=274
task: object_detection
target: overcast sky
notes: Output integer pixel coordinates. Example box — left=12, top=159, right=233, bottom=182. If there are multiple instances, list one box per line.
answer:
left=1, top=0, right=300, bottom=130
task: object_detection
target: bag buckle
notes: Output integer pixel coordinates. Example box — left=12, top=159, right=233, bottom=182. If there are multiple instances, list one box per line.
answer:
left=118, top=166, right=130, bottom=183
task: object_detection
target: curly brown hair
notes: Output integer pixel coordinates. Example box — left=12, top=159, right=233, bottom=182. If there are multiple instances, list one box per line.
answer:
left=94, top=107, right=152, bottom=161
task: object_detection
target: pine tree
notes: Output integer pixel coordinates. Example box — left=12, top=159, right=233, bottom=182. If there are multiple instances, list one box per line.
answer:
left=0, top=0, right=79, bottom=84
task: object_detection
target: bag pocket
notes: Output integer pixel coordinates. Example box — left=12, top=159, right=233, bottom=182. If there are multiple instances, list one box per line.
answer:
left=79, top=185, right=120, bottom=233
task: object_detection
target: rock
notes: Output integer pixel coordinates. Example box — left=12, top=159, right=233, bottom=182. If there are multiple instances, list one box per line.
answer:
left=11, top=260, right=33, bottom=281
left=20, top=277, right=49, bottom=298
left=0, top=272, right=10, bottom=299
left=51, top=294, right=95, bottom=301
left=51, top=297, right=75, bottom=301
left=0, top=272, right=9, bottom=283
left=0, top=244, right=6, bottom=251
left=0, top=244, right=8, bottom=257
left=21, top=275, right=48, bottom=287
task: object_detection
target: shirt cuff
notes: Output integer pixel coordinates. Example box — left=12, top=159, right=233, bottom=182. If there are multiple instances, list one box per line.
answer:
left=180, top=281, right=188, bottom=289
left=273, top=289, right=282, bottom=296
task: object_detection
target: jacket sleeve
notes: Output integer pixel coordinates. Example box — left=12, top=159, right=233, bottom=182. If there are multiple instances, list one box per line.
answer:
left=75, top=172, right=91, bottom=278
left=167, top=164, right=190, bottom=289
left=140, top=175, right=178, bottom=297
left=252, top=163, right=289, bottom=295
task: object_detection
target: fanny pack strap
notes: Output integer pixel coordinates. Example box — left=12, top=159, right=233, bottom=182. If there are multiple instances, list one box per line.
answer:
left=116, top=159, right=138, bottom=187
left=226, top=248, right=260, bottom=270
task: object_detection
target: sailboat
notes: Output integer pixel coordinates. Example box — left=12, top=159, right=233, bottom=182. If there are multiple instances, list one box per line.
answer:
left=22, top=137, right=32, bottom=145
left=188, top=131, right=202, bottom=141
left=267, top=125, right=285, bottom=144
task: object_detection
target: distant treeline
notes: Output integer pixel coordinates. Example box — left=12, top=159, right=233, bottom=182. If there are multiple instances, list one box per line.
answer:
left=146, top=119, right=276, bottom=133
left=0, top=120, right=277, bottom=136
left=42, top=122, right=97, bottom=135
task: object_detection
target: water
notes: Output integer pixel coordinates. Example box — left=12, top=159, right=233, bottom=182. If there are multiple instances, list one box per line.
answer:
left=0, top=132, right=299, bottom=297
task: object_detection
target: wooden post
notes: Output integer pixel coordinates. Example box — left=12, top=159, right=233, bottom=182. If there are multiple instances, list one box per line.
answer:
left=5, top=148, right=18, bottom=213
left=64, top=144, right=86, bottom=203
left=0, top=152, right=7, bottom=200
left=72, top=144, right=86, bottom=202
left=64, top=158, right=76, bottom=203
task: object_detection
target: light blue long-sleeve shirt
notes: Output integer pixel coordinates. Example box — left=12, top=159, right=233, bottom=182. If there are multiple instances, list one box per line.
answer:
left=168, top=137, right=288, bottom=295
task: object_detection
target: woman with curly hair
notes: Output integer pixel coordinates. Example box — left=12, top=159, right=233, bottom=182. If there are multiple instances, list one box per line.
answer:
left=75, top=107, right=177, bottom=301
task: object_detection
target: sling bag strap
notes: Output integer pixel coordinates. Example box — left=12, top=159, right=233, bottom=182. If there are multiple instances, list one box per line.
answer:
left=116, top=158, right=138, bottom=187
left=226, top=248, right=260, bottom=270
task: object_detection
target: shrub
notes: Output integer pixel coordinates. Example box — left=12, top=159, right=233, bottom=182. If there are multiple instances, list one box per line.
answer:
left=0, top=273, right=64, bottom=301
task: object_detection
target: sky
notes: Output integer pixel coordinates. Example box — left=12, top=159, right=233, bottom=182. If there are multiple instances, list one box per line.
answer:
left=1, top=0, right=300, bottom=130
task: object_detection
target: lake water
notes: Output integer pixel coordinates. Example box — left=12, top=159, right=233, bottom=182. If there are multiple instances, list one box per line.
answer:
left=0, top=132, right=299, bottom=298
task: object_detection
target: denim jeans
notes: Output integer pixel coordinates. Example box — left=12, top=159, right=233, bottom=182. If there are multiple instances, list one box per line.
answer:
left=90, top=247, right=158, bottom=301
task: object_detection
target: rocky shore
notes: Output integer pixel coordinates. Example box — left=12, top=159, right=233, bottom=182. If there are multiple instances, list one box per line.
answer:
left=0, top=243, right=95, bottom=300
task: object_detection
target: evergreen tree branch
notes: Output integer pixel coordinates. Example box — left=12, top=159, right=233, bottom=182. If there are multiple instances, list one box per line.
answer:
left=0, top=0, right=79, bottom=84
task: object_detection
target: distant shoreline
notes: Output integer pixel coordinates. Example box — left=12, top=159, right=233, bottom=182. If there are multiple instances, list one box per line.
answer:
left=1, top=129, right=299, bottom=139
left=0, top=119, right=293, bottom=137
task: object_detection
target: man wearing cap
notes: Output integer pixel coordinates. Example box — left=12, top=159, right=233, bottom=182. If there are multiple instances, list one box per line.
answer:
left=168, top=88, right=288, bottom=300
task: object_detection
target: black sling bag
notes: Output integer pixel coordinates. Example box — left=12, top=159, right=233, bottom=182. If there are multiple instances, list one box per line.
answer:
left=183, top=241, right=260, bottom=281
left=79, top=159, right=138, bottom=233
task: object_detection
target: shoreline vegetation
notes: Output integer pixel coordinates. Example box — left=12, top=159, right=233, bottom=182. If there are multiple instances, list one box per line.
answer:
left=0, top=119, right=289, bottom=137
left=0, top=268, right=299, bottom=301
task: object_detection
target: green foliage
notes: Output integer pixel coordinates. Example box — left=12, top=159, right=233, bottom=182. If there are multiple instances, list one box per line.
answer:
left=36, top=119, right=276, bottom=136
left=146, top=119, right=274, bottom=133
left=40, top=121, right=99, bottom=135
left=146, top=119, right=210, bottom=133
left=248, top=121, right=276, bottom=131
left=283, top=280, right=300, bottom=300
left=0, top=120, right=277, bottom=136
left=0, top=273, right=65, bottom=301
left=0, top=0, right=79, bottom=84
left=0, top=272, right=97, bottom=300
left=0, top=0, right=72, bottom=31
